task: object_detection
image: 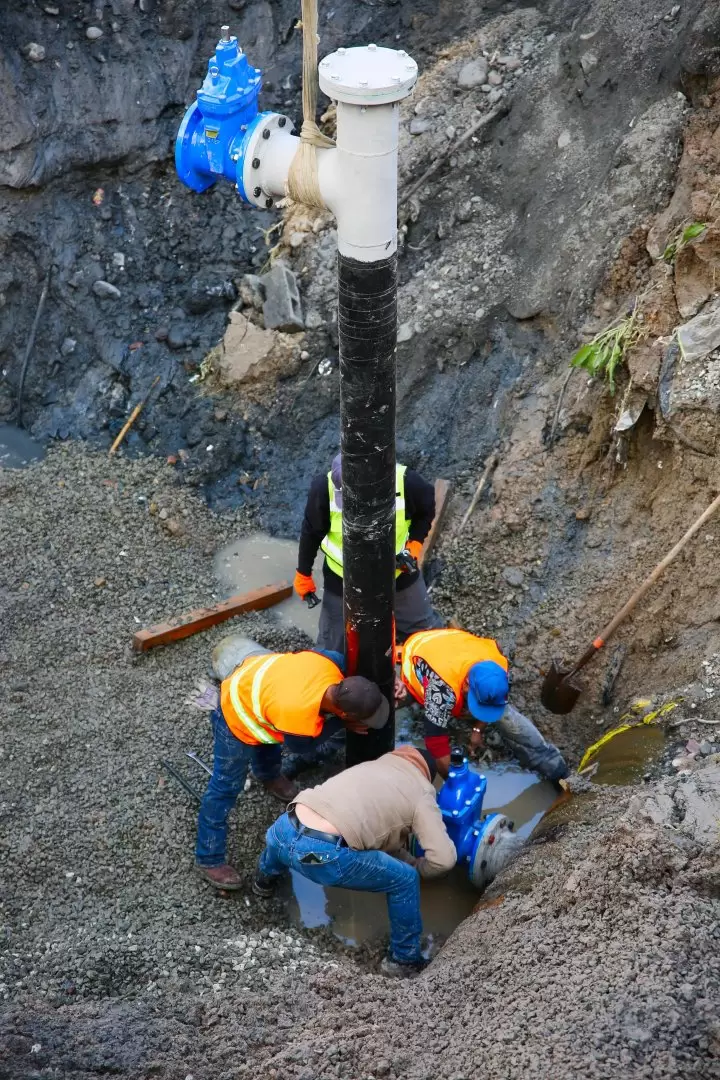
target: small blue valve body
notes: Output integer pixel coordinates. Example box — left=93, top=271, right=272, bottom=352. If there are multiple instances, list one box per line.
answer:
left=410, top=748, right=510, bottom=889
left=175, top=32, right=268, bottom=199
left=437, top=752, right=489, bottom=866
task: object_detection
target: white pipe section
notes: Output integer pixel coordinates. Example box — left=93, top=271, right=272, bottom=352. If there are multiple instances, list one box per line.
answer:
left=254, top=129, right=298, bottom=200
left=252, top=107, right=400, bottom=263
left=317, top=101, right=399, bottom=263
left=247, top=47, right=417, bottom=264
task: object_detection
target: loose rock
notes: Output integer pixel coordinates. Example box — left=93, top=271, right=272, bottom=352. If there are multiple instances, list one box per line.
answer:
left=92, top=280, right=121, bottom=300
left=23, top=42, right=46, bottom=62
left=409, top=117, right=433, bottom=135
left=262, top=262, right=304, bottom=333
left=457, top=58, right=489, bottom=89
left=86, top=26, right=104, bottom=40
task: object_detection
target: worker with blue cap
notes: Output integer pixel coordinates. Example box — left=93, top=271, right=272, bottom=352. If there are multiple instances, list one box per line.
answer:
left=396, top=628, right=568, bottom=781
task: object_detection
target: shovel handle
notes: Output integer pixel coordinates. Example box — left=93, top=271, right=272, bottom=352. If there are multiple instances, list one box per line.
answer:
left=570, top=486, right=720, bottom=677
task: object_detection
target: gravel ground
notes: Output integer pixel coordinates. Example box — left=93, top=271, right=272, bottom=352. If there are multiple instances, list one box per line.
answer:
left=1, top=444, right=718, bottom=1080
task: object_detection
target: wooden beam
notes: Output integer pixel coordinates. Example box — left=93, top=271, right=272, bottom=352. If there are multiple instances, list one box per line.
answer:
left=419, top=479, right=451, bottom=568
left=132, top=581, right=292, bottom=653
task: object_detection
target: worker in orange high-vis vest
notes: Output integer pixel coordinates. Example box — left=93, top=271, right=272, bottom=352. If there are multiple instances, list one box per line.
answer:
left=195, top=638, right=388, bottom=892
left=395, top=628, right=568, bottom=782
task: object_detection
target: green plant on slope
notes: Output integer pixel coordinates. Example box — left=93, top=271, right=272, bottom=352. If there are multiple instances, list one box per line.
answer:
left=570, top=305, right=643, bottom=394
left=662, top=221, right=707, bottom=263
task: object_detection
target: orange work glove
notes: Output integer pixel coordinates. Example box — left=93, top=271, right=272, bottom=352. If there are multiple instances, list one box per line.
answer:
left=294, top=571, right=317, bottom=598
left=405, top=540, right=423, bottom=563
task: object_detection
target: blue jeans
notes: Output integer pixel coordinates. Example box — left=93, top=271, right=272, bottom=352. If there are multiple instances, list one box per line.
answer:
left=259, top=812, right=423, bottom=963
left=195, top=708, right=283, bottom=867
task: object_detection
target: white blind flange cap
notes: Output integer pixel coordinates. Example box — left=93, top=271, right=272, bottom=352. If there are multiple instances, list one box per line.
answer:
left=319, top=44, right=418, bottom=105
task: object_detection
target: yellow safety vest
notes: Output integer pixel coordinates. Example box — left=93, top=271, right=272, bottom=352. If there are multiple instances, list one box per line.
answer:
left=320, top=464, right=409, bottom=578
left=222, top=653, right=284, bottom=745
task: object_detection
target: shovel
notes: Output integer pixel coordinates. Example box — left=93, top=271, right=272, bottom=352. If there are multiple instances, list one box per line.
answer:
left=541, top=487, right=720, bottom=714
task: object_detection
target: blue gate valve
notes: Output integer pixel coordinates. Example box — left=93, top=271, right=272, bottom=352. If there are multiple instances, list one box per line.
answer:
left=175, top=26, right=274, bottom=200
left=412, top=746, right=515, bottom=891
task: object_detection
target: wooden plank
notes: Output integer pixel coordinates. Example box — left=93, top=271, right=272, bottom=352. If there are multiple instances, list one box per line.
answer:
left=132, top=581, right=292, bottom=653
left=419, top=478, right=451, bottom=568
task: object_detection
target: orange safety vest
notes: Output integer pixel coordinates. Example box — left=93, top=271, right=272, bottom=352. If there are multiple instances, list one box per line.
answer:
left=220, top=651, right=343, bottom=746
left=396, top=629, right=508, bottom=718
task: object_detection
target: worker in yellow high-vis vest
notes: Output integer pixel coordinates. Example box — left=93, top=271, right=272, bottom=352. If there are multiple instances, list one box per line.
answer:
left=194, top=636, right=389, bottom=892
left=294, top=453, right=444, bottom=654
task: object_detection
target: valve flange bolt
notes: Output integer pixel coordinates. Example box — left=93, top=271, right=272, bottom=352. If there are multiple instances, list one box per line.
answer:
left=253, top=186, right=261, bottom=197
left=262, top=128, right=271, bottom=140
left=252, top=158, right=260, bottom=168
left=265, top=197, right=273, bottom=208
left=278, top=116, right=287, bottom=127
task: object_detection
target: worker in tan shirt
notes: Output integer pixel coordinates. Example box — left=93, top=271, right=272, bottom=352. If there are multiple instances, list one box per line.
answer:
left=253, top=746, right=456, bottom=977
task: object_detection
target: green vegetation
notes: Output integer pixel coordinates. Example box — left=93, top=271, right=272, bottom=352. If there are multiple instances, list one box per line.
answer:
left=662, top=221, right=707, bottom=263
left=570, top=305, right=643, bottom=394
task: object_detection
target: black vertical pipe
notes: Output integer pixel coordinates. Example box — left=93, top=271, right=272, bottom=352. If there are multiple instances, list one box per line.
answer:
left=338, top=252, right=397, bottom=765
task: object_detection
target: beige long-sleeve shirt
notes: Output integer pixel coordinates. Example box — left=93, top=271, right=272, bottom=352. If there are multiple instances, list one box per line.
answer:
left=293, top=752, right=456, bottom=879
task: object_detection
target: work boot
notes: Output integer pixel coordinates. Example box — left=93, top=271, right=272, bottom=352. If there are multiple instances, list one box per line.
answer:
left=380, top=954, right=429, bottom=979
left=196, top=863, right=243, bottom=891
left=252, top=870, right=280, bottom=898
left=261, top=775, right=298, bottom=804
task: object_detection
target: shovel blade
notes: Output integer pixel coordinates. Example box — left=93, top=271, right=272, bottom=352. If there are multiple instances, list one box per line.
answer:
left=541, top=659, right=583, bottom=715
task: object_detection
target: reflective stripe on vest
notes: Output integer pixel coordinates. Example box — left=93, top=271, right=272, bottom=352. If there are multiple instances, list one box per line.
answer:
left=227, top=653, right=283, bottom=744
left=320, top=464, right=409, bottom=578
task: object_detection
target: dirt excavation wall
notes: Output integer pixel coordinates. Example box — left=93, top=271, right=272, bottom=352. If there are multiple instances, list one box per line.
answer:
left=1, top=1, right=720, bottom=1078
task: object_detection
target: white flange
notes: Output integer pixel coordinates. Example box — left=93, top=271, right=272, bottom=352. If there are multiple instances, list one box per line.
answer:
left=319, top=44, right=418, bottom=105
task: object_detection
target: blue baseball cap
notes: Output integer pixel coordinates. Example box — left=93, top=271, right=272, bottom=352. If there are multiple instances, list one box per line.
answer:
left=467, top=661, right=509, bottom=724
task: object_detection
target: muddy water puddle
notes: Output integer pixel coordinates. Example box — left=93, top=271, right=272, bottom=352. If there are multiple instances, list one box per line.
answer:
left=583, top=724, right=666, bottom=785
left=0, top=424, right=44, bottom=468
left=214, top=532, right=322, bottom=638
left=286, top=763, right=558, bottom=947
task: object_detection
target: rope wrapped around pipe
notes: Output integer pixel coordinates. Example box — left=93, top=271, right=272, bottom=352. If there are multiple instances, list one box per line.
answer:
left=287, top=0, right=335, bottom=210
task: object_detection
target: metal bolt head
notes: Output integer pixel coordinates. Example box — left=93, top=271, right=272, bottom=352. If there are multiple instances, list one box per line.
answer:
left=253, top=186, right=261, bottom=197
left=330, top=73, right=340, bottom=81
left=398, top=49, right=407, bottom=56
left=337, top=47, right=346, bottom=55
left=473, top=829, right=479, bottom=837
left=392, top=75, right=401, bottom=83
left=265, top=197, right=273, bottom=208
left=359, top=79, right=368, bottom=86
left=465, top=798, right=472, bottom=805
left=220, top=25, right=230, bottom=42
left=262, top=128, right=271, bottom=140
left=278, top=116, right=287, bottom=128
left=368, top=43, right=377, bottom=51
left=452, top=810, right=459, bottom=817
left=448, top=771, right=456, bottom=779
left=252, top=157, right=260, bottom=169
